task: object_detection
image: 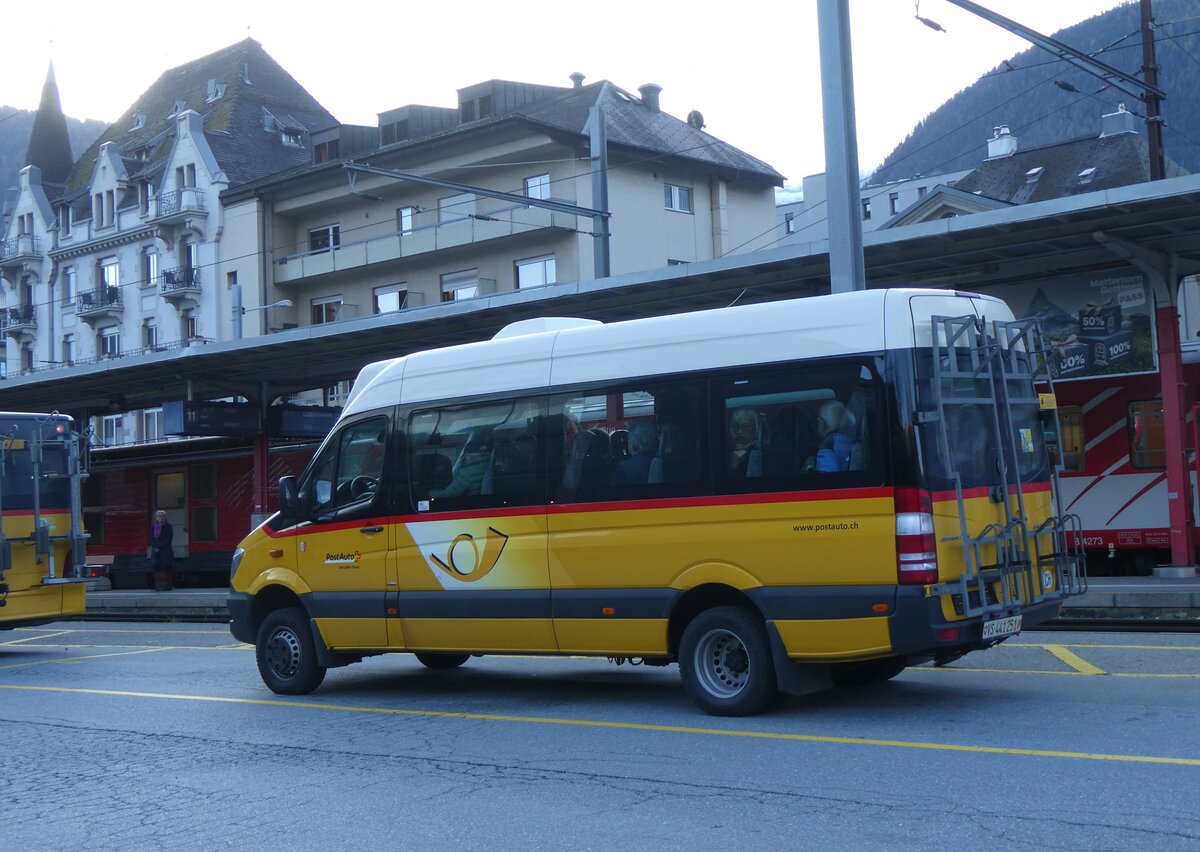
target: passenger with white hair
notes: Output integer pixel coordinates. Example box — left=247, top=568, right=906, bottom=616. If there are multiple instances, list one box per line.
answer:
left=813, top=399, right=855, bottom=472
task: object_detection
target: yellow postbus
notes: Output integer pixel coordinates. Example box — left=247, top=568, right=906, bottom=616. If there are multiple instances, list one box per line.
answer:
left=229, top=289, right=1085, bottom=715
left=0, top=412, right=88, bottom=628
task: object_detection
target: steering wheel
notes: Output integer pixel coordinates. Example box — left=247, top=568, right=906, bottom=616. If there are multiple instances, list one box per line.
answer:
left=348, top=476, right=378, bottom=500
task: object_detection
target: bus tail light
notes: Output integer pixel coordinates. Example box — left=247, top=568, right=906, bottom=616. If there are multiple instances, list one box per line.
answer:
left=895, top=487, right=938, bottom=585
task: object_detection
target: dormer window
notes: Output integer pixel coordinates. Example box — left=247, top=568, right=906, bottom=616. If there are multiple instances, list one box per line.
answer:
left=206, top=79, right=226, bottom=102
left=1025, top=167, right=1045, bottom=183
left=281, top=128, right=304, bottom=147
left=1078, top=167, right=1097, bottom=185
left=171, top=99, right=187, bottom=116
left=128, top=113, right=146, bottom=132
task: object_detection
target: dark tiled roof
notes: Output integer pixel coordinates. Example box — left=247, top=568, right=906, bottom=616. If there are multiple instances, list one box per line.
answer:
left=515, top=81, right=783, bottom=185
left=953, top=132, right=1187, bottom=203
left=66, top=38, right=336, bottom=195
left=25, top=64, right=74, bottom=191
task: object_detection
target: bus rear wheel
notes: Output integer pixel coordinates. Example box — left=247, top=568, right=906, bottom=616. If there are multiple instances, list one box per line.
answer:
left=415, top=652, right=471, bottom=669
left=256, top=607, right=326, bottom=695
left=679, top=606, right=777, bottom=716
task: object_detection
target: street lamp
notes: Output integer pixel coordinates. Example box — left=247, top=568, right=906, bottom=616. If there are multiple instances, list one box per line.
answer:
left=231, top=283, right=292, bottom=340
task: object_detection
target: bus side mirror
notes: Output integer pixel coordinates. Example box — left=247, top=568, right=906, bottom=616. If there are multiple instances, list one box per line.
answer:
left=278, top=476, right=302, bottom=521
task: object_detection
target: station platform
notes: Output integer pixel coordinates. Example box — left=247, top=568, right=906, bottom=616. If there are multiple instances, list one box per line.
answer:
left=77, top=576, right=1200, bottom=626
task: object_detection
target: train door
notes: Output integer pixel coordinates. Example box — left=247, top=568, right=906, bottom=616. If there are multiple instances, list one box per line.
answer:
left=152, top=468, right=189, bottom=558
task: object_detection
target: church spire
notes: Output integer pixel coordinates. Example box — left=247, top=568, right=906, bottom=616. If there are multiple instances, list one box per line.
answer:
left=25, top=63, right=74, bottom=187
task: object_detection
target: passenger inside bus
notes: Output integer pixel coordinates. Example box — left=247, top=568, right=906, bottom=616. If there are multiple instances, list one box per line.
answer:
left=430, top=426, right=493, bottom=499
left=612, top=421, right=658, bottom=485
left=727, top=407, right=763, bottom=478
left=805, top=399, right=855, bottom=473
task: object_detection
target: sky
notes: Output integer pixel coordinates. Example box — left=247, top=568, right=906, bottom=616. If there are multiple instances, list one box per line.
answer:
left=3, top=0, right=1130, bottom=190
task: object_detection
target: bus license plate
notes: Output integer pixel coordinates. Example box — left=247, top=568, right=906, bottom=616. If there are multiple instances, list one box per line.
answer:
left=982, top=615, right=1022, bottom=640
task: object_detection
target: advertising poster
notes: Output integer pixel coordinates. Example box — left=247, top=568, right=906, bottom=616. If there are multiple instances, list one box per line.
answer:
left=981, top=268, right=1156, bottom=381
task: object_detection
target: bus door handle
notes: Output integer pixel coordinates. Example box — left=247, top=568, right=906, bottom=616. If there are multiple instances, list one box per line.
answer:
left=359, top=525, right=385, bottom=534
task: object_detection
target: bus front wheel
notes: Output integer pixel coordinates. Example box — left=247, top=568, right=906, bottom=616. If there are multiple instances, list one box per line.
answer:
left=256, top=607, right=327, bottom=695
left=679, top=606, right=777, bottom=716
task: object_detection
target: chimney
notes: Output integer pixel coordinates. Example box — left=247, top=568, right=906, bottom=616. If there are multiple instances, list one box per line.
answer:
left=569, top=72, right=585, bottom=89
left=987, top=125, right=1018, bottom=159
left=1100, top=103, right=1138, bottom=137
left=638, top=83, right=662, bottom=112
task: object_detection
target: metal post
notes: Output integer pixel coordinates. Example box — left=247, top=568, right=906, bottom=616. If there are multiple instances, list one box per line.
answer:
left=817, top=0, right=866, bottom=293
left=1141, top=0, right=1166, bottom=181
left=589, top=105, right=611, bottom=279
left=232, top=282, right=244, bottom=340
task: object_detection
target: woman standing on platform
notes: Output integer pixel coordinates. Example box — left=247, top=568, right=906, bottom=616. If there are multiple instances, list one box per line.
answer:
left=149, top=510, right=174, bottom=591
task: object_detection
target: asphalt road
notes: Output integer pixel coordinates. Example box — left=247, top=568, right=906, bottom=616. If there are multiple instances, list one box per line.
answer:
left=2, top=623, right=1198, bottom=850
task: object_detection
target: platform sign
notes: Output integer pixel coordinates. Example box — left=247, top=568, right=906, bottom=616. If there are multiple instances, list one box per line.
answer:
left=267, top=405, right=340, bottom=439
left=163, top=400, right=261, bottom=437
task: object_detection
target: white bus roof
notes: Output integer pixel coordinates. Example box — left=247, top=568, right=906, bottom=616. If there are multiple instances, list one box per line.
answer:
left=340, top=288, right=1010, bottom=418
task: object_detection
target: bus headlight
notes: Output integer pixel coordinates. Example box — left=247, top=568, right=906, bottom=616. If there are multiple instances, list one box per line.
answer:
left=230, top=547, right=245, bottom=584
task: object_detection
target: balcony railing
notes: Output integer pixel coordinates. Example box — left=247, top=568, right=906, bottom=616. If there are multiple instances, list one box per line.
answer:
left=6, top=336, right=216, bottom=377
left=161, top=266, right=201, bottom=292
left=77, top=286, right=123, bottom=318
left=1, top=303, right=36, bottom=330
left=272, top=201, right=576, bottom=284
left=0, top=234, right=42, bottom=264
left=154, top=188, right=207, bottom=218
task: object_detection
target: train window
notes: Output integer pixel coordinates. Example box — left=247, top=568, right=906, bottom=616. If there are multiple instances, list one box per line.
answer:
left=192, top=464, right=217, bottom=499
left=192, top=506, right=218, bottom=542
left=1056, top=406, right=1085, bottom=473
left=155, top=472, right=185, bottom=509
left=1128, top=400, right=1165, bottom=469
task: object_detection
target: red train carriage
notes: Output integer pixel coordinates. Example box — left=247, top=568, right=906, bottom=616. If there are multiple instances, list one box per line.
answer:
left=84, top=438, right=314, bottom=588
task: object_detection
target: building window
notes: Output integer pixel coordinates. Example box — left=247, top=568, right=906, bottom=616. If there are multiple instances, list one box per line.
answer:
left=62, top=266, right=76, bottom=304
left=664, top=184, right=693, bottom=213
left=439, top=193, right=475, bottom=224
left=176, top=163, right=197, bottom=188
left=373, top=284, right=408, bottom=314
left=281, top=128, right=304, bottom=147
left=60, top=205, right=72, bottom=236
left=309, top=224, right=340, bottom=253
left=143, top=248, right=158, bottom=288
left=313, top=139, right=340, bottom=163
left=101, top=415, right=123, bottom=447
left=311, top=295, right=343, bottom=324
left=139, top=181, right=153, bottom=215
left=525, top=173, right=550, bottom=201
left=100, top=328, right=120, bottom=358
left=93, top=191, right=115, bottom=227
left=861, top=198, right=872, bottom=221
left=21, top=344, right=33, bottom=373
left=784, top=212, right=797, bottom=234
left=381, top=120, right=409, bottom=145
left=324, top=380, right=351, bottom=407
left=183, top=314, right=198, bottom=339
left=516, top=255, right=556, bottom=289
left=62, top=334, right=75, bottom=366
left=100, top=257, right=120, bottom=293
left=1129, top=401, right=1165, bottom=469
left=144, top=321, right=159, bottom=349
left=143, top=408, right=164, bottom=442
left=397, top=206, right=415, bottom=235
left=441, top=269, right=478, bottom=302
left=889, top=192, right=900, bottom=215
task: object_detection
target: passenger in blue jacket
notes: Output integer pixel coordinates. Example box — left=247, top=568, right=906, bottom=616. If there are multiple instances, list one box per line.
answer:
left=813, top=400, right=855, bottom=472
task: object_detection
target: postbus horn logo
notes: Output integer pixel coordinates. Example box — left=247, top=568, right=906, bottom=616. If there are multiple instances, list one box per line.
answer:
left=429, top=527, right=509, bottom=582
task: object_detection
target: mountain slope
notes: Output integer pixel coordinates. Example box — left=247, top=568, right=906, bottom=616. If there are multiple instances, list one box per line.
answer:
left=0, top=108, right=105, bottom=196
left=872, top=0, right=1200, bottom=183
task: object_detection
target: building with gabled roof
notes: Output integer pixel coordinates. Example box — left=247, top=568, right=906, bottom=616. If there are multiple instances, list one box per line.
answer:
left=0, top=38, right=336, bottom=436
left=222, top=74, right=783, bottom=376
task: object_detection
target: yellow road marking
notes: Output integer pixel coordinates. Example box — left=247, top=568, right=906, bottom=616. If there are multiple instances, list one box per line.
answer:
left=12, top=627, right=228, bottom=635
left=1013, top=642, right=1200, bottom=652
left=0, top=683, right=1196, bottom=767
left=0, top=648, right=168, bottom=670
left=1042, top=645, right=1106, bottom=675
